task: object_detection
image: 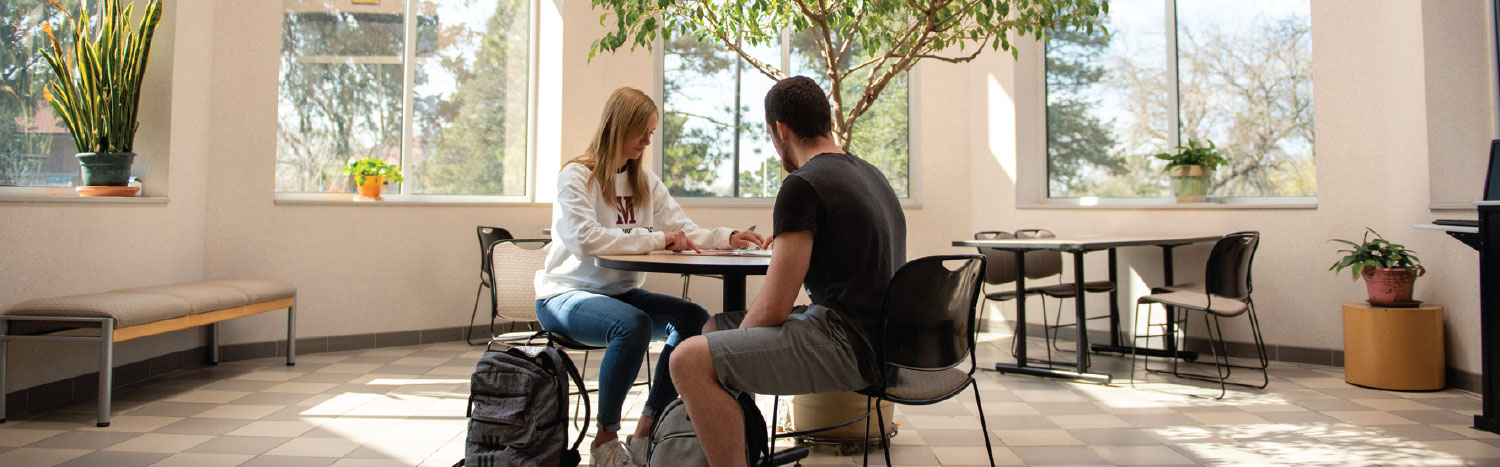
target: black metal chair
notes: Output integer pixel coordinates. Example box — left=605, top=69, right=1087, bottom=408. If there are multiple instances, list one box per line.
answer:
left=1131, top=231, right=1268, bottom=399
left=466, top=226, right=514, bottom=345
left=972, top=231, right=1051, bottom=360
left=856, top=254, right=994, bottom=467
left=483, top=238, right=651, bottom=425
left=1014, top=229, right=1116, bottom=364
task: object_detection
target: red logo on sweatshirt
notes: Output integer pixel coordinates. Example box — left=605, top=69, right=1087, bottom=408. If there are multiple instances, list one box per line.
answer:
left=614, top=196, right=636, bottom=224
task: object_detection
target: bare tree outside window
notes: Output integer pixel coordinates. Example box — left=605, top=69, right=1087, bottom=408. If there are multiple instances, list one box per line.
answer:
left=1046, top=0, right=1314, bottom=199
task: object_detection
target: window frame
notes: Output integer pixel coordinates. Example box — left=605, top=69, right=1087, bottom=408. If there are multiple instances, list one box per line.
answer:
left=1035, top=0, right=1318, bottom=208
left=651, top=34, right=923, bottom=208
left=272, top=0, right=540, bottom=205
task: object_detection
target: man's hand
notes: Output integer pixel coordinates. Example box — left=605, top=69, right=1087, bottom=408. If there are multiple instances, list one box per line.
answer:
left=665, top=230, right=700, bottom=253
left=730, top=230, right=770, bottom=249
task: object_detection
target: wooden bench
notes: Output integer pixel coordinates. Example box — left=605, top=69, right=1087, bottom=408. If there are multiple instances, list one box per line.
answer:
left=0, top=278, right=296, bottom=426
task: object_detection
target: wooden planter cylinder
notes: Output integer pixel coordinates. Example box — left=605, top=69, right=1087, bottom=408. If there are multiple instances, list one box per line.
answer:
left=1342, top=302, right=1445, bottom=390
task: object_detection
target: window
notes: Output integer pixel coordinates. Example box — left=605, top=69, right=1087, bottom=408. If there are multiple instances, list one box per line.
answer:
left=277, top=0, right=532, bottom=198
left=1045, top=0, right=1315, bottom=199
left=660, top=31, right=911, bottom=199
left=1, top=1, right=89, bottom=188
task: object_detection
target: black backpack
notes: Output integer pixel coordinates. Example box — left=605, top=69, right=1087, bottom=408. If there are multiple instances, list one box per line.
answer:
left=459, top=346, right=589, bottom=467
left=644, top=392, right=770, bottom=467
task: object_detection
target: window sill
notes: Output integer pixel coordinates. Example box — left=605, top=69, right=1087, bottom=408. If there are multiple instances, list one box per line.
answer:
left=1020, top=196, right=1317, bottom=210
left=274, top=193, right=543, bottom=206
left=0, top=194, right=168, bottom=204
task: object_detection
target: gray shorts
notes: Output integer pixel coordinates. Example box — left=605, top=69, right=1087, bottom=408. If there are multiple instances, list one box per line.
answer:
left=704, top=305, right=869, bottom=397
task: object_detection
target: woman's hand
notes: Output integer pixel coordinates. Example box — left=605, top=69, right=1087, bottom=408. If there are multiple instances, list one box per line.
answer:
left=730, top=230, right=770, bottom=249
left=665, top=231, right=701, bottom=253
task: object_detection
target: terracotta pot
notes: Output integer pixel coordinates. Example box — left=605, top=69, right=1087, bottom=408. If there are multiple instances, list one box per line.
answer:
left=1168, top=165, right=1210, bottom=203
left=1362, top=267, right=1424, bottom=303
left=356, top=175, right=385, bottom=199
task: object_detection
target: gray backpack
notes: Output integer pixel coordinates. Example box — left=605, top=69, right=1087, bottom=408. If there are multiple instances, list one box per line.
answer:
left=645, top=392, right=770, bottom=467
left=460, top=346, right=588, bottom=467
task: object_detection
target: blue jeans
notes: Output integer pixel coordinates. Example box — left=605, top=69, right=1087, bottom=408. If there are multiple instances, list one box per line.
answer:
left=535, top=288, right=709, bottom=432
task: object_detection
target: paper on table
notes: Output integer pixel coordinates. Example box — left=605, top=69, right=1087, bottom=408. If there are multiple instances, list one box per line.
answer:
left=674, top=249, right=774, bottom=257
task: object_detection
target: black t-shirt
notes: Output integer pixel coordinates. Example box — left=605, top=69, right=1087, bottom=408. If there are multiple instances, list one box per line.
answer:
left=773, top=153, right=906, bottom=380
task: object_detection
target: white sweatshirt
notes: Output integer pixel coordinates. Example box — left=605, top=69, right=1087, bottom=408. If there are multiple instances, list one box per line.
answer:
left=534, top=163, right=734, bottom=300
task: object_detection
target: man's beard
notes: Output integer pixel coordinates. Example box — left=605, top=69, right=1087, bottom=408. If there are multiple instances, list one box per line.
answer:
left=771, top=130, right=798, bottom=173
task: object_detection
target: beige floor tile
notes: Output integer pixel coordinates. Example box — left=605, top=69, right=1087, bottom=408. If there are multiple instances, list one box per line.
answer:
left=1435, top=424, right=1500, bottom=439
left=1183, top=411, right=1271, bottom=426
left=1416, top=439, right=1500, bottom=459
left=104, top=433, right=213, bottom=453
left=0, top=428, right=66, bottom=447
left=1350, top=398, right=1441, bottom=412
left=226, top=420, right=326, bottom=437
left=163, top=390, right=250, bottom=404
left=265, top=438, right=363, bottom=458
left=194, top=404, right=284, bottom=420
left=1090, top=445, right=1195, bottom=465
left=993, top=429, right=1083, bottom=446
left=901, top=415, right=981, bottom=430
left=353, top=437, right=449, bottom=460
left=0, top=447, right=92, bottom=466
left=232, top=371, right=302, bottom=382
left=931, top=445, right=1024, bottom=465
left=76, top=416, right=183, bottom=433
left=1047, top=414, right=1131, bottom=430
left=292, top=355, right=350, bottom=364
left=978, top=402, right=1042, bottom=417
left=265, top=382, right=340, bottom=394
left=392, top=357, right=451, bottom=366
left=379, top=419, right=465, bottom=441
left=1322, top=410, right=1420, bottom=426
left=1012, top=390, right=1087, bottom=403
left=147, top=453, right=255, bottom=466
left=1286, top=377, right=1348, bottom=389
left=360, top=349, right=420, bottom=357
left=330, top=458, right=416, bottom=467
left=307, top=418, right=405, bottom=440
left=320, top=364, right=385, bottom=374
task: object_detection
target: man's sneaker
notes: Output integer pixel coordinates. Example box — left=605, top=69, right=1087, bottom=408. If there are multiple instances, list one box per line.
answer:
left=626, top=435, right=649, bottom=466
left=590, top=440, right=636, bottom=467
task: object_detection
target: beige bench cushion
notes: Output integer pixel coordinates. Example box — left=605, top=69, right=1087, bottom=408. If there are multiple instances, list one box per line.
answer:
left=113, top=283, right=250, bottom=315
left=198, top=278, right=297, bottom=303
left=4, top=293, right=191, bottom=327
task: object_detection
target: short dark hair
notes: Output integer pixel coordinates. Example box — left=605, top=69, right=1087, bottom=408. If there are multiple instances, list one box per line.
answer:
left=764, top=76, right=832, bottom=140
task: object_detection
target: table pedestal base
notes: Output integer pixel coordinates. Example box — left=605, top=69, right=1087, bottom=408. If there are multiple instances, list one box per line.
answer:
left=994, top=363, right=1112, bottom=383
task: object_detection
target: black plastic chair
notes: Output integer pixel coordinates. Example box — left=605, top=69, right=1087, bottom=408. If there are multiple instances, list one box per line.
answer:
left=1131, top=231, right=1268, bottom=399
left=856, top=254, right=994, bottom=467
left=466, top=226, right=514, bottom=345
left=972, top=231, right=1050, bottom=359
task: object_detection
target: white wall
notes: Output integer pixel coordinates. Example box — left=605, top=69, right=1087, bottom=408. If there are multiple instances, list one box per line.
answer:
left=1, top=0, right=1493, bottom=394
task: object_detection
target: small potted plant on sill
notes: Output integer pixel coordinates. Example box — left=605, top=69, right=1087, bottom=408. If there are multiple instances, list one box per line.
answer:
left=1152, top=139, right=1227, bottom=203
left=344, top=158, right=403, bottom=201
left=41, top=0, right=165, bottom=197
left=1329, top=227, right=1425, bottom=306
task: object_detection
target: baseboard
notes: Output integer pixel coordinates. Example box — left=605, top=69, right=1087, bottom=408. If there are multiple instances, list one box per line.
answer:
left=1000, top=318, right=1481, bottom=393
left=4, top=321, right=531, bottom=419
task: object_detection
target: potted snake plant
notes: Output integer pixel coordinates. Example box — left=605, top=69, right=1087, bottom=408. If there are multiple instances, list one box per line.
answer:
left=1152, top=139, right=1228, bottom=203
left=344, top=158, right=403, bottom=200
left=40, top=0, right=164, bottom=196
left=1329, top=227, right=1425, bottom=305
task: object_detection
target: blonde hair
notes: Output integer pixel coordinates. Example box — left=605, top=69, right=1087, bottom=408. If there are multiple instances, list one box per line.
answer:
left=566, top=87, right=656, bottom=202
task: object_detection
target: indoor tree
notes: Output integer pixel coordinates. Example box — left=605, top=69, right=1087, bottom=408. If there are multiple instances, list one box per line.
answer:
left=589, top=0, right=1110, bottom=145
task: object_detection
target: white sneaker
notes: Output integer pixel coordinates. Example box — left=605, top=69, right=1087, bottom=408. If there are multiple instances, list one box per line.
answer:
left=625, top=436, right=649, bottom=466
left=590, top=440, right=636, bottom=467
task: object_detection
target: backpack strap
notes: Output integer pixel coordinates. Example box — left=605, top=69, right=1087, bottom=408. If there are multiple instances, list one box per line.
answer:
left=552, top=349, right=591, bottom=466
left=737, top=392, right=771, bottom=466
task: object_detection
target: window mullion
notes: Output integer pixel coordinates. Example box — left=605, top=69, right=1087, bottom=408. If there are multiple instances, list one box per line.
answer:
left=733, top=39, right=743, bottom=198
left=1165, top=0, right=1180, bottom=149
left=399, top=0, right=419, bottom=195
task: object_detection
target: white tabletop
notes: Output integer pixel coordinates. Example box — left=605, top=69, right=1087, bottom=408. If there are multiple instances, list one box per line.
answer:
left=953, top=234, right=1220, bottom=251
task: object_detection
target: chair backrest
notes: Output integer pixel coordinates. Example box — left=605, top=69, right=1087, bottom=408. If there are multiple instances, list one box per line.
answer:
left=974, top=231, right=1018, bottom=285
left=1204, top=231, right=1259, bottom=300
left=1013, top=229, right=1064, bottom=280
left=878, top=255, right=986, bottom=372
left=489, top=239, right=551, bottom=322
left=477, top=226, right=514, bottom=277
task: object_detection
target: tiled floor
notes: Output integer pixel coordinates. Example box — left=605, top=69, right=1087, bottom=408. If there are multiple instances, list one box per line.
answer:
left=0, top=333, right=1495, bottom=466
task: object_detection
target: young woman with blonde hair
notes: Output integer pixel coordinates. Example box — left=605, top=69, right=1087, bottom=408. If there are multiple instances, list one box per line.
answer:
left=535, top=87, right=767, bottom=467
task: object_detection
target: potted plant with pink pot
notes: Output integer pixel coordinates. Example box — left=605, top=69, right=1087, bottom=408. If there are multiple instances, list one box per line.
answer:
left=1330, top=228, right=1425, bottom=306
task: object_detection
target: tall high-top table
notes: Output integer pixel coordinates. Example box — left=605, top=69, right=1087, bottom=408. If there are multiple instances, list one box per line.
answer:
left=1420, top=202, right=1500, bottom=434
left=596, top=252, right=771, bottom=312
left=953, top=234, right=1220, bottom=383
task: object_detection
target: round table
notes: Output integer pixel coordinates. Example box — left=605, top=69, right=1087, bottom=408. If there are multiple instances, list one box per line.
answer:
left=595, top=253, right=770, bottom=312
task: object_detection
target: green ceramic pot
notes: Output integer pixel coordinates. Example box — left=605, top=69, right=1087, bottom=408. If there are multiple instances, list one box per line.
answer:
left=1168, top=165, right=1210, bottom=203
left=76, top=152, right=135, bottom=186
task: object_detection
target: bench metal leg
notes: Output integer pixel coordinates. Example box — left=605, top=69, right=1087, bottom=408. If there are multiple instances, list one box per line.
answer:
left=98, top=318, right=114, bottom=427
left=208, top=323, right=220, bottom=365
left=1, top=318, right=8, bottom=424
left=286, top=303, right=296, bottom=366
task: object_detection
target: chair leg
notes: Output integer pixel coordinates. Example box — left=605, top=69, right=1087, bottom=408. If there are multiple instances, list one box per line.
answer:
left=681, top=274, right=692, bottom=300
left=286, top=304, right=297, bottom=366
left=862, top=396, right=873, bottom=467
left=875, top=397, right=892, bottom=467
left=98, top=318, right=114, bottom=427
left=208, top=322, right=220, bottom=365
left=1204, top=316, right=1228, bottom=400
left=972, top=381, right=996, bottom=467
left=1129, top=302, right=1144, bottom=391
left=0, top=319, right=8, bottom=423
left=465, top=281, right=487, bottom=346
left=1247, top=301, right=1270, bottom=388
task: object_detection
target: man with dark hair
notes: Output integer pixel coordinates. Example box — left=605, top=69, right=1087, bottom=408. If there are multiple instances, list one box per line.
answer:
left=669, top=76, right=907, bottom=467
